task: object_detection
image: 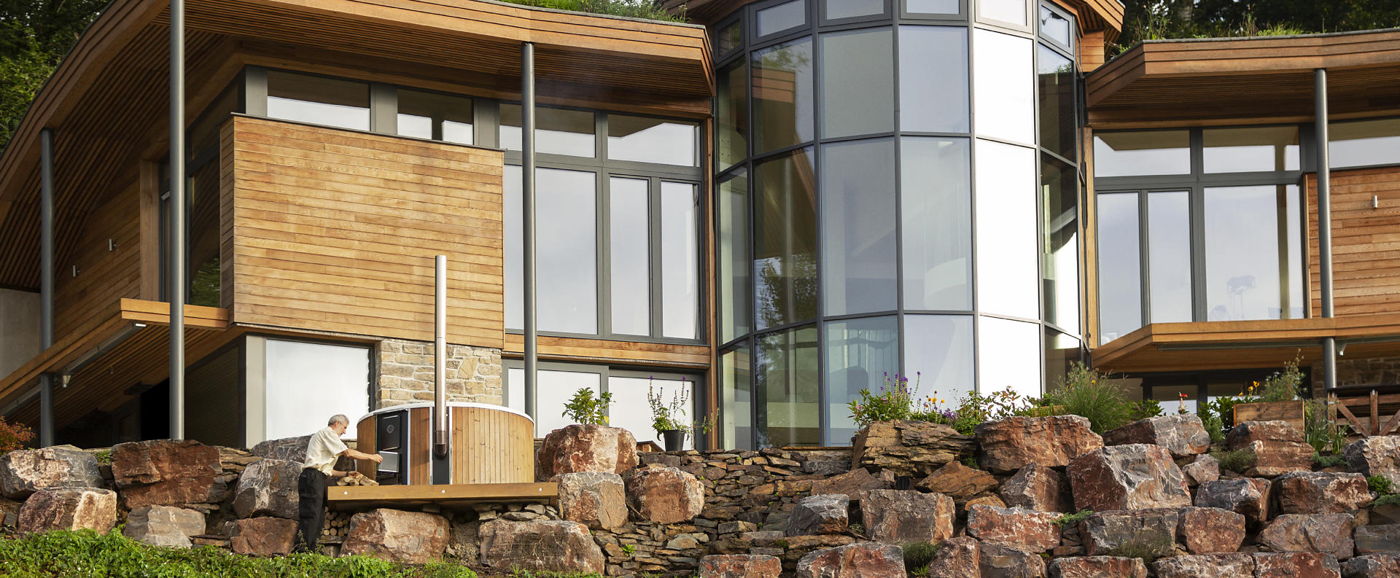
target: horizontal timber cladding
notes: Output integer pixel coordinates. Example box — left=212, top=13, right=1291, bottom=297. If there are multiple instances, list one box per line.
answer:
left=225, top=116, right=505, bottom=348
left=503, top=334, right=711, bottom=368
left=1309, top=167, right=1400, bottom=318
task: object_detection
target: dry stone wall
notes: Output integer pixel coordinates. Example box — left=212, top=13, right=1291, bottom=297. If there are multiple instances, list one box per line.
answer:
left=375, top=339, right=502, bottom=408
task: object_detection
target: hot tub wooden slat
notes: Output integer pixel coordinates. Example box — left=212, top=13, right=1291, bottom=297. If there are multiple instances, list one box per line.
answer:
left=326, top=482, right=558, bottom=509
left=355, top=404, right=535, bottom=484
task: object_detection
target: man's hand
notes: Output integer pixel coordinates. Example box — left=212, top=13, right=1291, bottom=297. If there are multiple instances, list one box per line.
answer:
left=371, top=453, right=384, bottom=464
left=329, top=470, right=347, bottom=478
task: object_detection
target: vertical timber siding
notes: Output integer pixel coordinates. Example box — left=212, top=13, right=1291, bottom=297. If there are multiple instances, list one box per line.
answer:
left=1308, top=167, right=1400, bottom=317
left=224, top=116, right=505, bottom=348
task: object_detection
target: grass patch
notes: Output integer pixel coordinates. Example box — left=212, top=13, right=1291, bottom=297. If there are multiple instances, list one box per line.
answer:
left=496, top=0, right=683, bottom=22
left=1211, top=449, right=1257, bottom=474
left=1313, top=453, right=1345, bottom=468
left=1370, top=475, right=1396, bottom=496
left=901, top=541, right=940, bottom=573
left=1052, top=510, right=1093, bottom=527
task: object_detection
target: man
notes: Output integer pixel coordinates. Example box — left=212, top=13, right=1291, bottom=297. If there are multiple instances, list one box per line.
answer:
left=297, top=414, right=383, bottom=552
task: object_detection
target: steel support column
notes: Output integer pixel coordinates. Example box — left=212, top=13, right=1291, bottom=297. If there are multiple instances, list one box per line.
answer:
left=522, top=43, right=537, bottom=421
left=38, top=128, right=55, bottom=447
left=169, top=0, right=187, bottom=439
left=1316, top=68, right=1337, bottom=393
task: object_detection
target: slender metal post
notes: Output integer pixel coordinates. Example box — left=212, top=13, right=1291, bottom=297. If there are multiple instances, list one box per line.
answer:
left=168, top=0, right=186, bottom=440
left=38, top=128, right=55, bottom=447
left=433, top=255, right=448, bottom=457
left=1316, top=68, right=1337, bottom=393
left=522, top=43, right=537, bottom=420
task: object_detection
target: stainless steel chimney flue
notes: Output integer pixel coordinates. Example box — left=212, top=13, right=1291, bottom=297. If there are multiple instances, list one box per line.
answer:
left=433, top=255, right=448, bottom=457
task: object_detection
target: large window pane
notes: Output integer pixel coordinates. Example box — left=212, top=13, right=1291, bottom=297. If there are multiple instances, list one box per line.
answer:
left=500, top=105, right=595, bottom=158
left=825, top=316, right=899, bottom=445
left=899, top=26, right=969, bottom=134
left=1152, top=383, right=1197, bottom=415
left=610, top=178, right=650, bottom=336
left=1097, top=193, right=1141, bottom=342
left=508, top=368, right=601, bottom=437
left=264, top=340, right=369, bottom=440
left=187, top=158, right=221, bottom=308
left=903, top=315, right=975, bottom=412
left=1203, top=127, right=1299, bottom=173
left=973, top=29, right=1034, bottom=144
left=975, top=140, right=1039, bottom=319
left=1331, top=118, right=1400, bottom=169
left=266, top=71, right=370, bottom=131
left=903, top=138, right=972, bottom=311
left=755, top=149, right=819, bottom=330
left=397, top=89, right=473, bottom=144
left=716, top=20, right=743, bottom=56
left=1042, top=154, right=1079, bottom=333
left=609, top=116, right=697, bottom=166
left=719, top=172, right=751, bottom=343
left=1204, top=185, right=1300, bottom=321
left=610, top=376, right=695, bottom=449
left=978, top=317, right=1041, bottom=399
left=758, top=326, right=819, bottom=447
left=823, top=138, right=898, bottom=316
left=1039, top=5, right=1073, bottom=48
left=505, top=167, right=598, bottom=333
left=907, top=0, right=958, bottom=14
left=753, top=38, right=815, bottom=154
left=1093, top=131, right=1190, bottom=177
left=662, top=182, right=700, bottom=339
left=1148, top=191, right=1192, bottom=323
left=721, top=345, right=753, bottom=450
left=186, top=343, right=241, bottom=448
left=821, top=28, right=893, bottom=138
left=718, top=62, right=749, bottom=171
left=825, top=0, right=883, bottom=20
left=757, top=0, right=806, bottom=36
left=1037, top=45, right=1076, bottom=161
left=1044, top=329, right=1082, bottom=389
left=980, top=0, right=1028, bottom=26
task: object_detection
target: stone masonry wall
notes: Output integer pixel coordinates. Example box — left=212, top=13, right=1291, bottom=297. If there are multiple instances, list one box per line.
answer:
left=375, top=339, right=502, bottom=409
left=1312, top=355, right=1400, bottom=391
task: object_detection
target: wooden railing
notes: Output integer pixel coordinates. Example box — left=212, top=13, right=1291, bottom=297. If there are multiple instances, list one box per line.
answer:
left=1329, top=388, right=1400, bottom=437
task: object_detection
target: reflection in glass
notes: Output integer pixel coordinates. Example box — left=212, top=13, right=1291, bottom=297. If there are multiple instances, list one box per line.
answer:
left=903, top=315, right=975, bottom=410
left=187, top=157, right=221, bottom=308
left=907, top=0, right=959, bottom=14
left=508, top=368, right=601, bottom=437
left=1041, top=155, right=1079, bottom=333
left=823, top=138, right=898, bottom=316
left=1203, top=127, right=1300, bottom=173
left=720, top=172, right=751, bottom=343
left=1093, top=131, right=1190, bottom=177
left=899, top=26, right=969, bottom=133
left=902, top=138, right=971, bottom=311
left=610, top=178, right=650, bottom=336
left=505, top=167, right=598, bottom=333
left=1204, top=185, right=1301, bottom=322
left=825, top=0, right=884, bottom=20
left=719, top=62, right=749, bottom=171
left=980, top=0, right=1027, bottom=26
left=721, top=345, right=754, bottom=450
left=758, top=325, right=820, bottom=447
left=1039, top=5, right=1073, bottom=47
left=266, top=71, right=370, bottom=131
left=716, top=20, right=743, bottom=55
left=1097, top=193, right=1141, bottom=342
left=611, top=376, right=694, bottom=449
left=757, top=0, right=806, bottom=36
left=1044, top=329, right=1082, bottom=389
left=979, top=317, right=1041, bottom=399
left=754, top=149, right=819, bottom=330
left=821, top=28, right=893, bottom=138
left=975, top=139, right=1038, bottom=320
left=1037, top=45, right=1076, bottom=161
left=1148, top=191, right=1192, bottom=323
left=973, top=29, right=1034, bottom=144
left=753, top=38, right=815, bottom=154
left=662, top=182, right=699, bottom=339
left=500, top=105, right=595, bottom=157
left=264, top=340, right=370, bottom=440
left=397, top=89, right=473, bottom=144
left=1331, top=118, right=1400, bottom=169
left=609, top=116, right=698, bottom=166
left=825, top=316, right=899, bottom=445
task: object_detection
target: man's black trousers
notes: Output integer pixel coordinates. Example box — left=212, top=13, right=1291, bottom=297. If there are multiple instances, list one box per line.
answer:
left=297, top=468, right=328, bottom=551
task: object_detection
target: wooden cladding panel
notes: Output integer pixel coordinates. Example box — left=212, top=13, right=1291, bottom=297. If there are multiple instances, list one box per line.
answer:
left=226, top=116, right=505, bottom=348
left=503, top=334, right=711, bottom=368
left=1308, top=168, right=1400, bottom=318
left=451, top=406, right=534, bottom=484
left=53, top=184, right=142, bottom=340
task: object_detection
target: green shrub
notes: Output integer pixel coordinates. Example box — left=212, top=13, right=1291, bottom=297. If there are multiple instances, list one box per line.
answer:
left=1304, top=399, right=1348, bottom=455
left=1369, top=475, right=1396, bottom=496
left=902, top=541, right=941, bottom=572
left=849, top=373, right=915, bottom=428
left=1211, top=449, right=1257, bottom=474
left=1376, top=494, right=1400, bottom=507
left=1255, top=355, right=1305, bottom=402
left=1196, top=402, right=1226, bottom=445
left=562, top=388, right=613, bottom=426
left=1052, top=510, right=1093, bottom=527
left=1314, top=453, right=1346, bottom=468
left=498, top=0, right=683, bottom=22
left=0, top=416, right=34, bottom=453
left=1038, top=362, right=1132, bottom=434
left=1127, top=399, right=1163, bottom=422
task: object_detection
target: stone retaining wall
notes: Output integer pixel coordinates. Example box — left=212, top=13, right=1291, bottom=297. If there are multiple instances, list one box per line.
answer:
left=375, top=339, right=503, bottom=408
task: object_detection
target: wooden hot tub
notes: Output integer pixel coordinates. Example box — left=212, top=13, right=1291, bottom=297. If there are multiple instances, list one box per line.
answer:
left=355, top=402, right=534, bottom=485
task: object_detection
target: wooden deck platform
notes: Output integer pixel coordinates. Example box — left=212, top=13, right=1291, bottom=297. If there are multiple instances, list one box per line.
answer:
left=326, top=482, right=558, bottom=510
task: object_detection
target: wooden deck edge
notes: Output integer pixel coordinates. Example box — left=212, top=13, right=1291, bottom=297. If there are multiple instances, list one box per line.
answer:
left=326, top=482, right=559, bottom=507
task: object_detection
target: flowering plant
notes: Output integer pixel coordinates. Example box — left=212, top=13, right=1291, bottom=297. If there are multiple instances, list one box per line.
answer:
left=647, top=381, right=690, bottom=433
left=848, top=373, right=916, bottom=428
left=0, top=416, right=33, bottom=453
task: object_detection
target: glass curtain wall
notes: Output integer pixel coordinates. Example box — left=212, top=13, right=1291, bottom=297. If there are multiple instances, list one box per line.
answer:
left=715, top=0, right=1083, bottom=448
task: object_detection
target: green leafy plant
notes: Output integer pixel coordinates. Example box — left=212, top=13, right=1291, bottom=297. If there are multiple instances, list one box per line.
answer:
left=1211, top=449, right=1258, bottom=474
left=1304, top=399, right=1348, bottom=455
left=562, top=388, right=613, bottom=426
left=962, top=456, right=980, bottom=469
left=849, top=373, right=915, bottom=428
left=647, top=381, right=692, bottom=433
left=92, top=449, right=112, bottom=466
left=1038, top=362, right=1133, bottom=434
left=620, top=543, right=635, bottom=557
left=849, top=522, right=865, bottom=535
left=0, top=416, right=34, bottom=453
left=1127, top=399, right=1164, bottom=422
left=1369, top=475, right=1396, bottom=496
left=1314, top=453, right=1346, bottom=468
left=1053, top=509, right=1094, bottom=527
left=901, top=541, right=941, bottom=573
left=1196, top=401, right=1226, bottom=445
left=497, top=0, right=683, bottom=22
left=1376, top=494, right=1400, bottom=507
left=1254, top=355, right=1306, bottom=402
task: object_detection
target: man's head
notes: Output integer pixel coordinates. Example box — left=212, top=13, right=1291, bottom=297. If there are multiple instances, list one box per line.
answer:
left=328, top=414, right=349, bottom=435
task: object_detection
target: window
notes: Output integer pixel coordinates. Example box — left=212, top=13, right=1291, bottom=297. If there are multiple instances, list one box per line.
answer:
left=752, top=38, right=815, bottom=154
left=397, top=89, right=473, bottom=144
left=719, top=172, right=751, bottom=344
left=1204, top=185, right=1303, bottom=321
left=610, top=178, right=650, bottom=336
left=1097, top=193, right=1142, bottom=342
left=608, top=116, right=698, bottom=166
left=505, top=167, right=598, bottom=334
left=825, top=316, right=899, bottom=445
left=661, top=182, right=700, bottom=339
left=1039, top=3, right=1074, bottom=49
left=507, top=367, right=602, bottom=437
left=1330, top=118, right=1400, bottom=169
left=899, top=26, right=969, bottom=133
left=720, top=344, right=753, bottom=449
left=754, top=149, right=819, bottom=330
left=716, top=20, right=744, bottom=57
left=902, top=138, right=972, bottom=311
left=610, top=375, right=696, bottom=449
left=1037, top=45, right=1075, bottom=161
left=906, top=0, right=958, bottom=15
left=979, top=317, right=1041, bottom=399
left=506, top=365, right=701, bottom=441
left=903, top=315, right=975, bottom=407
left=821, top=28, right=894, bottom=138
left=500, top=105, right=595, bottom=157
left=1203, top=127, right=1299, bottom=174
left=757, top=0, right=807, bottom=37
left=975, top=139, right=1039, bottom=320
left=973, top=29, right=1034, bottom=145
left=1093, top=131, right=1190, bottom=177
left=825, top=0, right=884, bottom=20
left=980, top=0, right=1028, bottom=27
left=263, top=339, right=370, bottom=440
left=718, top=62, right=749, bottom=171
left=822, top=138, right=898, bottom=316
left=1148, top=191, right=1192, bottom=323
left=1041, top=154, right=1079, bottom=332
left=758, top=325, right=820, bottom=447
left=266, top=71, right=370, bottom=131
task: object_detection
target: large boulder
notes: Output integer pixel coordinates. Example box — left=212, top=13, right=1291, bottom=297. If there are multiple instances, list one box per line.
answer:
left=916, top=461, right=998, bottom=503
left=965, top=505, right=1060, bottom=553
left=1066, top=444, right=1191, bottom=511
left=342, top=508, right=450, bottom=564
left=110, top=440, right=223, bottom=508
left=976, top=416, right=1103, bottom=474
left=979, top=541, right=1047, bottom=578
left=479, top=520, right=605, bottom=574
left=1000, top=463, right=1071, bottom=513
left=926, top=536, right=980, bottom=578
left=1273, top=472, right=1373, bottom=515
left=787, top=494, right=850, bottom=536
left=625, top=465, right=704, bottom=524
left=1152, top=554, right=1256, bottom=578
left=1345, top=437, right=1400, bottom=487
left=230, top=516, right=297, bottom=557
left=1195, top=478, right=1272, bottom=527
left=852, top=420, right=974, bottom=477
left=553, top=472, right=626, bottom=531
left=1247, top=440, right=1316, bottom=477
left=1228, top=421, right=1305, bottom=448
left=0, top=447, right=104, bottom=499
left=1180, top=454, right=1220, bottom=487
left=808, top=467, right=890, bottom=503
left=232, top=458, right=300, bottom=519
left=1177, top=507, right=1246, bottom=555
left=1342, top=554, right=1400, bottom=577
left=795, top=542, right=907, bottom=578
left=123, top=505, right=205, bottom=548
left=860, top=489, right=954, bottom=544
left=1258, top=514, right=1355, bottom=560
left=1253, top=552, right=1342, bottom=577
left=1048, top=556, right=1147, bottom=578
left=1103, top=415, right=1210, bottom=458
left=1355, top=526, right=1400, bottom=555
left=536, top=425, right=638, bottom=479
left=250, top=435, right=311, bottom=463
left=699, top=554, right=783, bottom=578
left=17, top=487, right=117, bottom=534
left=1080, top=509, right=1180, bottom=559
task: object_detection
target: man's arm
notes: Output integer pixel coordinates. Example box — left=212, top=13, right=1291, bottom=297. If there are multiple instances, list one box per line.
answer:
left=340, top=448, right=384, bottom=463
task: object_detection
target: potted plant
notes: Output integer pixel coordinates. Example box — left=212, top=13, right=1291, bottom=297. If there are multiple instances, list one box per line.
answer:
left=1231, top=356, right=1307, bottom=432
left=648, top=383, right=695, bottom=452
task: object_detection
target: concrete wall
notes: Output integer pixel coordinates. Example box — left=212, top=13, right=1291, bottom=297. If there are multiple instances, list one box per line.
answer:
left=0, top=288, right=40, bottom=378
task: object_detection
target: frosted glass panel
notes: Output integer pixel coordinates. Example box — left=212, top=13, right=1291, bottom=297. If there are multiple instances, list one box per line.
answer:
left=978, top=317, right=1041, bottom=398
left=974, top=140, right=1038, bottom=320
left=264, top=340, right=369, bottom=440
left=508, top=368, right=602, bottom=437
left=903, top=315, right=975, bottom=411
left=973, top=29, right=1033, bottom=144
left=610, top=376, right=695, bottom=449
left=610, top=178, right=650, bottom=336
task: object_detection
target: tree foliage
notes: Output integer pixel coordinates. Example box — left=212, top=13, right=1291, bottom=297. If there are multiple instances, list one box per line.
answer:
left=0, top=0, right=108, bottom=152
left=1118, top=0, right=1400, bottom=53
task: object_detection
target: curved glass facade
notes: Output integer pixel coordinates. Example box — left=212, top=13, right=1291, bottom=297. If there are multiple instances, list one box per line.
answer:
left=715, top=0, right=1085, bottom=448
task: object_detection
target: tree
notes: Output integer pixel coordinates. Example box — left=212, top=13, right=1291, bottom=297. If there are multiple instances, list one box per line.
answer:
left=0, top=0, right=108, bottom=152
left=1117, top=0, right=1400, bottom=53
